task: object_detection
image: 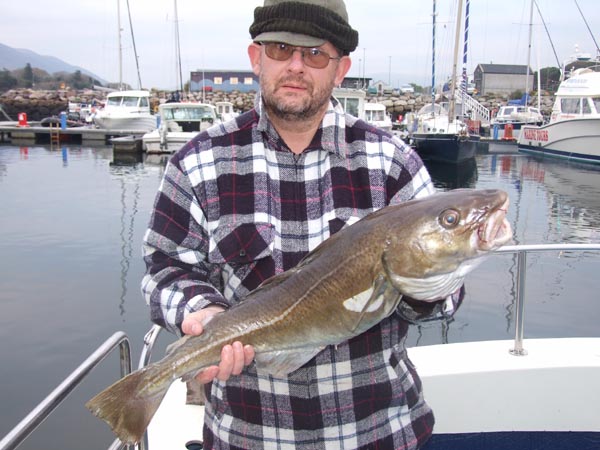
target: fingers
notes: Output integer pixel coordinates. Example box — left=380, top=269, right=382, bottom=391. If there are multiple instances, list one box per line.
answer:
left=182, top=306, right=225, bottom=336
left=195, top=342, right=255, bottom=383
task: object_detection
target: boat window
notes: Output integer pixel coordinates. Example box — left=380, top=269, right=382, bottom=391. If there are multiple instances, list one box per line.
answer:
left=344, top=98, right=360, bottom=117
left=122, top=96, right=140, bottom=107
left=560, top=98, right=580, bottom=114
left=582, top=98, right=592, bottom=114
left=107, top=97, right=123, bottom=106
left=593, top=97, right=600, bottom=114
left=140, top=97, right=149, bottom=108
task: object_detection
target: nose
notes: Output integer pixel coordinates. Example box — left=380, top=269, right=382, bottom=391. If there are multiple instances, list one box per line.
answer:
left=287, top=48, right=306, bottom=71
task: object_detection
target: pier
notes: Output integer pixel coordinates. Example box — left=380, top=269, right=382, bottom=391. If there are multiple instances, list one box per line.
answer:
left=0, top=123, right=148, bottom=146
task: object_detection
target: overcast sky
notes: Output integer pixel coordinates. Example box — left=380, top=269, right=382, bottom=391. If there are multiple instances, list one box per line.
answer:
left=2, top=0, right=599, bottom=90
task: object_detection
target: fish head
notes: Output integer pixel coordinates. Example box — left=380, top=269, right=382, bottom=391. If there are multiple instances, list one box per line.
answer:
left=382, top=188, right=512, bottom=300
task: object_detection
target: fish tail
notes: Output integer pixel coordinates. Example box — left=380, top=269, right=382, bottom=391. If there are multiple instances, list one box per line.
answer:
left=85, top=365, right=168, bottom=445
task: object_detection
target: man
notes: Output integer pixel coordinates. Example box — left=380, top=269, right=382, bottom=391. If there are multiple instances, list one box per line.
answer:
left=142, top=1, right=460, bottom=448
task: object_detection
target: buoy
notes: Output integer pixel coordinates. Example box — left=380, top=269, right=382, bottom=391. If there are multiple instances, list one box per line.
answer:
left=502, top=123, right=514, bottom=140
left=18, top=112, right=29, bottom=127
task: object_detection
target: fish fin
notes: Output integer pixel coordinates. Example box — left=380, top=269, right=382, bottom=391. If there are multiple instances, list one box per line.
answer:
left=85, top=365, right=168, bottom=445
left=255, top=347, right=324, bottom=377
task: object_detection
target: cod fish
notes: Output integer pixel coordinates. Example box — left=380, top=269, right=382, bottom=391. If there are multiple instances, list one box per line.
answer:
left=86, top=188, right=512, bottom=444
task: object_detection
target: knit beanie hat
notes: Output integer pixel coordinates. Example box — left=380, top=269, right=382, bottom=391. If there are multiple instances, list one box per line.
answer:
left=249, top=0, right=359, bottom=54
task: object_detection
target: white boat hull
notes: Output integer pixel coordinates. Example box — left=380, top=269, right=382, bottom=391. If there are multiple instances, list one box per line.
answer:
left=143, top=131, right=199, bottom=154
left=517, top=117, right=600, bottom=164
left=94, top=114, right=157, bottom=132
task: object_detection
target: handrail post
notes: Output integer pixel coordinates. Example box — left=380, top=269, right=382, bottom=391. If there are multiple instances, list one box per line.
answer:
left=509, top=249, right=528, bottom=356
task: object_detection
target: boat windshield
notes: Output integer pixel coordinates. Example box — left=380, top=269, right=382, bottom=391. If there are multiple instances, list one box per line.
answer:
left=366, top=110, right=386, bottom=121
left=593, top=97, right=600, bottom=113
left=107, top=96, right=145, bottom=107
left=162, top=106, right=215, bottom=120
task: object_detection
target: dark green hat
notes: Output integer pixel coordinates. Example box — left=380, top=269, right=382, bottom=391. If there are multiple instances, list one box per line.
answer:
left=250, top=0, right=359, bottom=53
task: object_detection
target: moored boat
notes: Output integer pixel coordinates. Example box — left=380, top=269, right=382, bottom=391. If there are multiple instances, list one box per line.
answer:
left=142, top=102, right=219, bottom=154
left=517, top=68, right=600, bottom=164
left=364, top=102, right=393, bottom=132
left=93, top=90, right=156, bottom=132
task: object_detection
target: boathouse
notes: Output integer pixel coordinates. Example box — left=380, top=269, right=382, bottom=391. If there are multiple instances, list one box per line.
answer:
left=190, top=70, right=259, bottom=93
left=473, top=64, right=534, bottom=96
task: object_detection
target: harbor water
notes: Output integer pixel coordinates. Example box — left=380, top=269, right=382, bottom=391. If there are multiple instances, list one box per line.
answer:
left=1, top=143, right=599, bottom=449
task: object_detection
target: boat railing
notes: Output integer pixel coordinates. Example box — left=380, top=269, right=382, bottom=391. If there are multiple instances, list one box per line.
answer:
left=0, top=332, right=133, bottom=450
left=495, top=243, right=600, bottom=355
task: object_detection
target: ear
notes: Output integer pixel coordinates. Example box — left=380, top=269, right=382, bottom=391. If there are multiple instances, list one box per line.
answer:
left=248, top=43, right=262, bottom=76
left=334, top=56, right=352, bottom=86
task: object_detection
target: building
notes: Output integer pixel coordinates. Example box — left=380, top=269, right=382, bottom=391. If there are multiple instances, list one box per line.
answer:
left=473, top=64, right=534, bottom=96
left=190, top=70, right=259, bottom=93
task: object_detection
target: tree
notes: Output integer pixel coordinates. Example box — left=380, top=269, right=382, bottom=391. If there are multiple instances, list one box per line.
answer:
left=534, top=67, right=561, bottom=93
left=23, top=63, right=34, bottom=88
left=0, top=69, right=18, bottom=91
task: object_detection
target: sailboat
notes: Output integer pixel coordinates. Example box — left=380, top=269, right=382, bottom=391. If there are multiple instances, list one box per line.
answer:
left=411, top=0, right=480, bottom=164
left=93, top=0, right=156, bottom=132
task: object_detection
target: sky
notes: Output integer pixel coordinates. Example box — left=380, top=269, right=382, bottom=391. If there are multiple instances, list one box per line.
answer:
left=1, top=0, right=599, bottom=91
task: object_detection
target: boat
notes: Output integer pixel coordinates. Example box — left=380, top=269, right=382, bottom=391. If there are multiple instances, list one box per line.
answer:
left=410, top=0, right=480, bottom=164
left=491, top=105, right=544, bottom=138
left=517, top=67, right=600, bottom=164
left=143, top=102, right=219, bottom=153
left=364, top=102, right=393, bottom=132
left=214, top=101, right=239, bottom=123
left=93, top=90, right=157, bottom=132
left=2, top=243, right=598, bottom=450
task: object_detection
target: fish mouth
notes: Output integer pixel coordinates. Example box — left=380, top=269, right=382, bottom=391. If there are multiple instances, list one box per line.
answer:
left=477, top=196, right=512, bottom=251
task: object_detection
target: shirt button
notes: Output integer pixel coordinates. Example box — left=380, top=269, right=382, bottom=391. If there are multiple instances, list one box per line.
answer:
left=239, top=249, right=247, bottom=257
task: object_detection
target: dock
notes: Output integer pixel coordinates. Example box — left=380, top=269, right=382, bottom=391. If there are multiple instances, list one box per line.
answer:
left=0, top=122, right=149, bottom=147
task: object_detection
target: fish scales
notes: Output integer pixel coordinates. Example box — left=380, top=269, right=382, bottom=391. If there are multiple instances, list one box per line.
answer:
left=86, top=188, right=513, bottom=444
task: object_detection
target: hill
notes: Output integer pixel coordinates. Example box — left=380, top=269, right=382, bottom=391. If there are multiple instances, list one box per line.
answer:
left=0, top=42, right=106, bottom=86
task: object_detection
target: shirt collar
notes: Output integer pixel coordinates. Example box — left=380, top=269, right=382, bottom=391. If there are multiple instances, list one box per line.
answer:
left=254, top=92, right=348, bottom=157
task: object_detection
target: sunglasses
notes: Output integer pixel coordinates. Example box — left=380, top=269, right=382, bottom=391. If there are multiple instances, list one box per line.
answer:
left=261, top=42, right=341, bottom=69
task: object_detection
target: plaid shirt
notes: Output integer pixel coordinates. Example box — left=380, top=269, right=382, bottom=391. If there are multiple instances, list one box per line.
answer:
left=142, top=94, right=440, bottom=449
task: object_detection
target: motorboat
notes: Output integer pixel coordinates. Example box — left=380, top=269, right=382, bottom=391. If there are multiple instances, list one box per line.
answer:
left=364, top=102, right=393, bottom=132
left=93, top=90, right=156, bottom=132
left=143, top=102, right=219, bottom=154
left=214, top=101, right=239, bottom=123
left=2, top=244, right=598, bottom=450
left=517, top=68, right=600, bottom=164
left=491, top=105, right=544, bottom=138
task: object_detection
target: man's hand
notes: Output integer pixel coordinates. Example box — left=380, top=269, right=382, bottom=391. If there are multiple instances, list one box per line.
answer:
left=182, top=306, right=255, bottom=383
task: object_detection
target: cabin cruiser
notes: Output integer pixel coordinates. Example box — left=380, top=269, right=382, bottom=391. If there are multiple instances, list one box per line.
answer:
left=93, top=90, right=156, bottom=131
left=518, top=67, right=600, bottom=164
left=143, top=102, right=218, bottom=154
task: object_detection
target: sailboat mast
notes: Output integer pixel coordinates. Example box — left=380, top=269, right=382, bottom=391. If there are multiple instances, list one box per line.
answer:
left=461, top=0, right=470, bottom=96
left=525, top=0, right=534, bottom=106
left=448, top=0, right=464, bottom=124
left=174, top=0, right=184, bottom=94
left=430, top=0, right=436, bottom=112
left=125, top=0, right=143, bottom=89
left=117, top=0, right=123, bottom=90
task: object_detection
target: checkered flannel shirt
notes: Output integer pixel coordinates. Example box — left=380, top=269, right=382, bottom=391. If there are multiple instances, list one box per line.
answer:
left=141, top=94, right=448, bottom=449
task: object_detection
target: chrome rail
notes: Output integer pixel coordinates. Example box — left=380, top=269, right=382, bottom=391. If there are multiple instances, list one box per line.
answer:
left=0, top=332, right=132, bottom=450
left=496, top=244, right=600, bottom=356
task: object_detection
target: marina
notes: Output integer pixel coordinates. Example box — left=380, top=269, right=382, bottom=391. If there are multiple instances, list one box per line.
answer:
left=1, top=143, right=599, bottom=449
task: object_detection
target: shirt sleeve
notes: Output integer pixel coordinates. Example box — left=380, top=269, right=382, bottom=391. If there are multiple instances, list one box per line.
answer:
left=141, top=157, right=230, bottom=336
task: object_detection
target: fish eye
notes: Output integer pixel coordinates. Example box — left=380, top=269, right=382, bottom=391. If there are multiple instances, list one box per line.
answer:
left=439, top=209, right=460, bottom=229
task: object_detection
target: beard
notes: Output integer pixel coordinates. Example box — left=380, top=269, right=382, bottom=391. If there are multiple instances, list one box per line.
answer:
left=261, top=74, right=335, bottom=122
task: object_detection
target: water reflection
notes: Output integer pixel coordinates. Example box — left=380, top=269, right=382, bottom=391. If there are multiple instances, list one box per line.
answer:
left=426, top=158, right=478, bottom=190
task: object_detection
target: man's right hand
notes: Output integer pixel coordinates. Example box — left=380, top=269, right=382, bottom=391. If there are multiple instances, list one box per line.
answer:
left=182, top=306, right=255, bottom=384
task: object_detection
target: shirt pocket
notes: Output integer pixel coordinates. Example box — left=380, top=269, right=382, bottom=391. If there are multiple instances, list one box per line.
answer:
left=208, top=221, right=275, bottom=265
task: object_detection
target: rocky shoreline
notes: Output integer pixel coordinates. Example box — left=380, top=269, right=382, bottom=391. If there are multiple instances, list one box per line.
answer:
left=0, top=88, right=555, bottom=122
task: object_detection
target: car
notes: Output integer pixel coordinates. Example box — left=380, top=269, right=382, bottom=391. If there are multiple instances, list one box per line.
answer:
left=400, top=84, right=415, bottom=94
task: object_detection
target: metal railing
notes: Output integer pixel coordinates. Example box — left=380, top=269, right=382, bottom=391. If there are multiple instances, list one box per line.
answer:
left=495, top=244, right=600, bottom=356
left=0, top=332, right=132, bottom=450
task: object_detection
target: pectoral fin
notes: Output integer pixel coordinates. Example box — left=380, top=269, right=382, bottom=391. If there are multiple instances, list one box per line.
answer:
left=255, top=347, right=324, bottom=377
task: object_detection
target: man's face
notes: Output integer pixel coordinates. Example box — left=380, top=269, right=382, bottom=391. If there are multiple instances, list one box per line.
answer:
left=248, top=41, right=351, bottom=122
